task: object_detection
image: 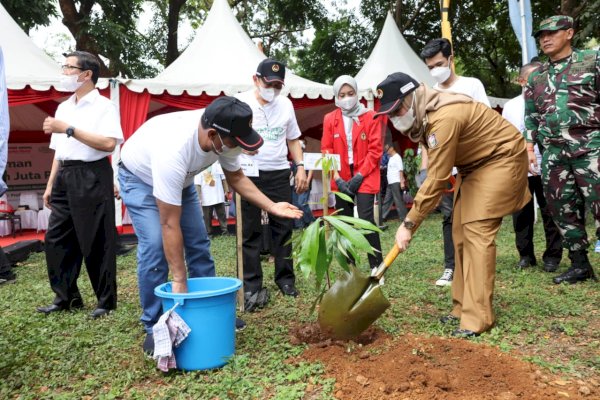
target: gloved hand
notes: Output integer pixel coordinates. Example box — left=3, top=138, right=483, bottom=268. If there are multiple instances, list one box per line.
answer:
left=347, top=173, right=364, bottom=194
left=335, top=178, right=353, bottom=197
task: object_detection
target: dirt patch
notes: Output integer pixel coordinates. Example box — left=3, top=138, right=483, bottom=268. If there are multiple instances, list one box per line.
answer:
left=290, top=324, right=597, bottom=399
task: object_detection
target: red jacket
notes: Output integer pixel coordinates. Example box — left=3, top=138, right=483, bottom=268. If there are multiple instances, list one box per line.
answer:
left=321, top=108, right=384, bottom=194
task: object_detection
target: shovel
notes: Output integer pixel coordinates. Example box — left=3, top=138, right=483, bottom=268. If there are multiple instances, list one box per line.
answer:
left=318, top=244, right=401, bottom=340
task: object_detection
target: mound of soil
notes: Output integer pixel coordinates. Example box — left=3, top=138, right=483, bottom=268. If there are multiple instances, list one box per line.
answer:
left=289, top=324, right=597, bottom=399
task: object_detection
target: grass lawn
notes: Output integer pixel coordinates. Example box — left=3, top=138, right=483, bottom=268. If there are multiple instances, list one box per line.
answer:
left=0, top=213, right=598, bottom=399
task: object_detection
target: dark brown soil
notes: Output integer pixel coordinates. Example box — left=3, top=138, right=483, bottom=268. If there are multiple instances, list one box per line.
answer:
left=289, top=323, right=597, bottom=399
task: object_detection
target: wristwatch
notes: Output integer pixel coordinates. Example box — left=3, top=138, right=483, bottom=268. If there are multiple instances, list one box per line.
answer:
left=402, top=219, right=416, bottom=232
left=66, top=126, right=76, bottom=138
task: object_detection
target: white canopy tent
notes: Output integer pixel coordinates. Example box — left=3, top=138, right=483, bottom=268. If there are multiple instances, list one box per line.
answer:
left=355, top=12, right=434, bottom=104
left=120, top=0, right=334, bottom=129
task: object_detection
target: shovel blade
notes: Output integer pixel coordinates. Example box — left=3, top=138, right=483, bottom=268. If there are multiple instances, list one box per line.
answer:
left=318, top=265, right=391, bottom=340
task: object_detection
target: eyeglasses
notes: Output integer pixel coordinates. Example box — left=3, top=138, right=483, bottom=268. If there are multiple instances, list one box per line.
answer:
left=61, top=65, right=84, bottom=71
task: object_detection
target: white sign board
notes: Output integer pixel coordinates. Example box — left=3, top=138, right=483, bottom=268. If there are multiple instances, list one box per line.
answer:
left=303, top=153, right=340, bottom=171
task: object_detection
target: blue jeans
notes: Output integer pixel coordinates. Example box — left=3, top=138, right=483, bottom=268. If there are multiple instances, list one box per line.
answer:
left=118, top=167, right=215, bottom=334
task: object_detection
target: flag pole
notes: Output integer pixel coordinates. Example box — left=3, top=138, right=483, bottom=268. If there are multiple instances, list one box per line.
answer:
left=519, top=0, right=528, bottom=64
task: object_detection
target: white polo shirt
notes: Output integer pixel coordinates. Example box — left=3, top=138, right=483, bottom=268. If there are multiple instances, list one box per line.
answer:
left=50, top=89, right=123, bottom=162
left=387, top=153, right=404, bottom=184
left=235, top=90, right=301, bottom=171
left=121, top=109, right=241, bottom=206
left=50, top=89, right=123, bottom=161
left=434, top=76, right=491, bottom=107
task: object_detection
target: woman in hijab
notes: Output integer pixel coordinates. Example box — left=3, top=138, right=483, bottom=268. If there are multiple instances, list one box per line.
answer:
left=321, top=75, right=384, bottom=270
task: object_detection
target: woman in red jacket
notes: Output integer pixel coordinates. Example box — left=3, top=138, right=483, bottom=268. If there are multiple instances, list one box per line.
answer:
left=321, top=75, right=384, bottom=269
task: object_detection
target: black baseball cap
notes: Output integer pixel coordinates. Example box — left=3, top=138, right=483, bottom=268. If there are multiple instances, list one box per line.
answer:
left=202, top=96, right=263, bottom=151
left=373, top=72, right=420, bottom=117
left=256, top=59, right=286, bottom=83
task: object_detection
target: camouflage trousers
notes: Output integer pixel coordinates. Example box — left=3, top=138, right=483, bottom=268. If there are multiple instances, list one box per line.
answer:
left=542, top=147, right=600, bottom=251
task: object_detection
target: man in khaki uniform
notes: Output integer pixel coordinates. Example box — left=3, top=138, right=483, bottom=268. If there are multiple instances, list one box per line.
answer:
left=375, top=72, right=530, bottom=337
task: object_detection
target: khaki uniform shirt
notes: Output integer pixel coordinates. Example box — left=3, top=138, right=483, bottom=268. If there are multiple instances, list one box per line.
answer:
left=406, top=102, right=531, bottom=226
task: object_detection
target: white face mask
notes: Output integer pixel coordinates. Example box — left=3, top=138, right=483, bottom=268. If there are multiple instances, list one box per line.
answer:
left=258, top=85, right=281, bottom=102
left=390, top=94, right=416, bottom=133
left=336, top=95, right=358, bottom=111
left=60, top=73, right=84, bottom=92
left=211, top=133, right=230, bottom=155
left=430, top=65, right=452, bottom=85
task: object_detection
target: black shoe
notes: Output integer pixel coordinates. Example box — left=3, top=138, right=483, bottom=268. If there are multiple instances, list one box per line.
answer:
left=116, top=244, right=135, bottom=256
left=452, top=329, right=480, bottom=338
left=90, top=308, right=112, bottom=319
left=279, top=284, right=299, bottom=297
left=553, top=267, right=595, bottom=284
left=517, top=256, right=536, bottom=269
left=0, top=273, right=16, bottom=285
left=244, top=287, right=270, bottom=312
left=378, top=225, right=388, bottom=231
left=37, top=298, right=83, bottom=314
left=143, top=333, right=154, bottom=357
left=543, top=260, right=559, bottom=272
left=439, top=314, right=460, bottom=324
left=235, top=317, right=247, bottom=332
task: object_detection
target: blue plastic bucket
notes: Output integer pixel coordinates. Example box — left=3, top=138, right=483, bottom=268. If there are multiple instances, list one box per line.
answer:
left=154, top=277, right=242, bottom=371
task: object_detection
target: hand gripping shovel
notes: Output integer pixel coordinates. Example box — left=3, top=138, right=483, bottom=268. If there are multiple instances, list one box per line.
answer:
left=318, top=244, right=401, bottom=339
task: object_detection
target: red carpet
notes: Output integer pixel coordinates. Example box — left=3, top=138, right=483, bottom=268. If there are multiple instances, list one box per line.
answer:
left=0, top=225, right=136, bottom=248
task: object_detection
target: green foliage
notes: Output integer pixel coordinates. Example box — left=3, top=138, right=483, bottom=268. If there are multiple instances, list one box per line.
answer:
left=0, top=0, right=58, bottom=33
left=293, top=12, right=372, bottom=84
left=401, top=147, right=420, bottom=197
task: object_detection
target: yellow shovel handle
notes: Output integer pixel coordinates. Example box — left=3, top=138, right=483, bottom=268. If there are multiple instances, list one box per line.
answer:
left=373, top=244, right=401, bottom=279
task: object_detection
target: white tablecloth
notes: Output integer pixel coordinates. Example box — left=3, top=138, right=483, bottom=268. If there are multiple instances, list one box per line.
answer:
left=15, top=210, right=38, bottom=230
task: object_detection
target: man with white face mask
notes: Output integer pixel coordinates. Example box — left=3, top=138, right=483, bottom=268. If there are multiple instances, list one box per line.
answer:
left=417, top=38, right=491, bottom=287
left=376, top=72, right=530, bottom=338
left=420, top=38, right=490, bottom=106
left=235, top=59, right=308, bottom=310
left=38, top=51, right=123, bottom=320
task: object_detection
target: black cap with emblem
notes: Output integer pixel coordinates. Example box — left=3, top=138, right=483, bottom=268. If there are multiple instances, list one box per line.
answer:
left=256, top=59, right=286, bottom=83
left=373, top=72, right=420, bottom=117
left=202, top=96, right=264, bottom=151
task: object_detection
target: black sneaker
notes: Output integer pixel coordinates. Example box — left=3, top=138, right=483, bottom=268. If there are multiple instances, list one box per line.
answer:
left=553, top=267, right=596, bottom=284
left=235, top=318, right=247, bottom=332
left=142, top=333, right=154, bottom=358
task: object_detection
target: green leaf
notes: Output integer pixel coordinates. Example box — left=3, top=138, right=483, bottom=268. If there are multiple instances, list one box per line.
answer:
left=314, top=227, right=331, bottom=287
left=324, top=216, right=373, bottom=254
left=333, top=215, right=382, bottom=233
left=333, top=191, right=354, bottom=203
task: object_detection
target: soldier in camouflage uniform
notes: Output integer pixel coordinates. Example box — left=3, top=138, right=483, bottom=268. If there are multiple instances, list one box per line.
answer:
left=524, top=15, right=599, bottom=284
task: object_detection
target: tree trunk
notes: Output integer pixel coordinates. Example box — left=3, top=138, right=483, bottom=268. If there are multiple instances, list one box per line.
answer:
left=58, top=0, right=111, bottom=76
left=165, top=0, right=188, bottom=67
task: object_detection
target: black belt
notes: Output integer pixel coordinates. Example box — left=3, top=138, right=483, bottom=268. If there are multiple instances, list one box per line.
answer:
left=58, top=157, right=108, bottom=167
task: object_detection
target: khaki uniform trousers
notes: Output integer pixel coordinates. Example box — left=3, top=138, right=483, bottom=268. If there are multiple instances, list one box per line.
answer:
left=450, top=192, right=503, bottom=333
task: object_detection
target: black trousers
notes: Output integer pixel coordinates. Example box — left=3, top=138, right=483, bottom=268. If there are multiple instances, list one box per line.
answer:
left=439, top=192, right=455, bottom=270
left=45, top=158, right=117, bottom=309
left=335, top=192, right=383, bottom=269
left=512, top=175, right=563, bottom=263
left=242, top=169, right=294, bottom=293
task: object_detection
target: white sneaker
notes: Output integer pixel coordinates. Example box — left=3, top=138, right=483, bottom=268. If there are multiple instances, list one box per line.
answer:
left=435, top=268, right=453, bottom=287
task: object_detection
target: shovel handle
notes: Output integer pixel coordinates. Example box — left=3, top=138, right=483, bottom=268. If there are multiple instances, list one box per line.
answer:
left=373, top=244, right=401, bottom=279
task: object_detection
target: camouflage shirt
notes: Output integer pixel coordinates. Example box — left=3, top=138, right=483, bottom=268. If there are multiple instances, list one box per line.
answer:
left=524, top=49, right=600, bottom=156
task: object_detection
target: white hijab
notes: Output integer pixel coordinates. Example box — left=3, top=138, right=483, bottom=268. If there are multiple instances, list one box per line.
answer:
left=333, top=75, right=369, bottom=123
